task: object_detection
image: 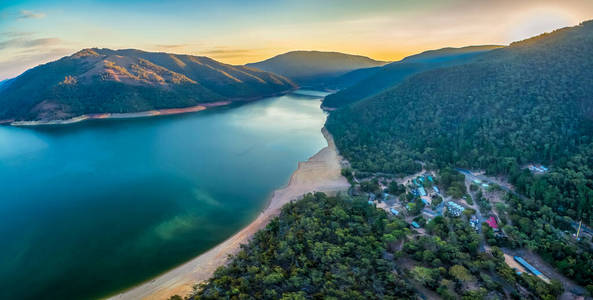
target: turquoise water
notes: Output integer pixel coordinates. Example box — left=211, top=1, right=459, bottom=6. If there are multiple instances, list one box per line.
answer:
left=0, top=92, right=328, bottom=300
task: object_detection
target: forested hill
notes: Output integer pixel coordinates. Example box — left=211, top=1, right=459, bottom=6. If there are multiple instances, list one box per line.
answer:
left=246, top=51, right=387, bottom=87
left=322, top=45, right=501, bottom=109
left=0, top=48, right=295, bottom=122
left=326, top=21, right=593, bottom=225
left=0, top=78, right=14, bottom=91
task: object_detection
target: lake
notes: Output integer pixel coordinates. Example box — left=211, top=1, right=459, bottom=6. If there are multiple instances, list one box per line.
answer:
left=0, top=91, right=328, bottom=299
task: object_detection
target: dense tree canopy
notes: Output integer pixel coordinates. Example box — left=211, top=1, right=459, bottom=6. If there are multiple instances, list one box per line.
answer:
left=326, top=21, right=593, bottom=225
left=192, top=193, right=415, bottom=300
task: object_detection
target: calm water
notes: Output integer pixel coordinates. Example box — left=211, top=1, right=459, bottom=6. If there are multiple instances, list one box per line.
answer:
left=0, top=91, right=328, bottom=299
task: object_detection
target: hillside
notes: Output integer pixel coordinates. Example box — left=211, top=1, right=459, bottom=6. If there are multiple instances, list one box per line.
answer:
left=322, top=45, right=501, bottom=109
left=0, top=48, right=295, bottom=122
left=326, top=21, right=593, bottom=289
left=0, top=78, right=14, bottom=92
left=322, top=65, right=383, bottom=91
left=246, top=51, right=387, bottom=87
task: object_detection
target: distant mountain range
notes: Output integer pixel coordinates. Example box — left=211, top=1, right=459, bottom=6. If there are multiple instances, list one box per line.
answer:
left=246, top=51, right=387, bottom=87
left=0, top=48, right=295, bottom=122
left=322, top=45, right=502, bottom=109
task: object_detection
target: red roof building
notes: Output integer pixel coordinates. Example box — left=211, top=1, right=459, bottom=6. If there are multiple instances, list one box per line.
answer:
left=486, top=216, right=498, bottom=229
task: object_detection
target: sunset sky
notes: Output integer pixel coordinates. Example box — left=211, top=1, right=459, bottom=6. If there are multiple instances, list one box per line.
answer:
left=2, top=0, right=593, bottom=80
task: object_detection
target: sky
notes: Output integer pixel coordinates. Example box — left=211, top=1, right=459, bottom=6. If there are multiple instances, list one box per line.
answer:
left=1, top=0, right=593, bottom=80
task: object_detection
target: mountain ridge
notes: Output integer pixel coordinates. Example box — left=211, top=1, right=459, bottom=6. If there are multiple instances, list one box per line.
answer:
left=246, top=50, right=387, bottom=87
left=322, top=45, right=502, bottom=109
left=0, top=48, right=296, bottom=122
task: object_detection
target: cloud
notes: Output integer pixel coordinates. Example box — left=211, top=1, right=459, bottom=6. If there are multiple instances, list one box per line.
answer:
left=0, top=37, right=61, bottom=50
left=18, top=10, right=46, bottom=19
left=154, top=44, right=190, bottom=50
left=0, top=47, right=74, bottom=80
left=199, top=47, right=261, bottom=58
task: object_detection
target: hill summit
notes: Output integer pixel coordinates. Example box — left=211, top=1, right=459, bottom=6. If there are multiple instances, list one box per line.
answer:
left=0, top=48, right=295, bottom=122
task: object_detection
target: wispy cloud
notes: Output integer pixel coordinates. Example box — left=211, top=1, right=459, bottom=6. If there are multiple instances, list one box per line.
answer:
left=18, top=10, right=46, bottom=20
left=199, top=47, right=261, bottom=58
left=0, top=37, right=61, bottom=50
left=155, top=44, right=191, bottom=50
left=0, top=47, right=73, bottom=80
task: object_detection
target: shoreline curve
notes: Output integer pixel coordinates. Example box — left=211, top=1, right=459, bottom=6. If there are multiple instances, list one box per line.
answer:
left=108, top=127, right=350, bottom=300
left=7, top=101, right=232, bottom=126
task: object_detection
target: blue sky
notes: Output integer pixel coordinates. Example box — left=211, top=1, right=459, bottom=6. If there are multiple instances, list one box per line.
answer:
left=2, top=0, right=593, bottom=80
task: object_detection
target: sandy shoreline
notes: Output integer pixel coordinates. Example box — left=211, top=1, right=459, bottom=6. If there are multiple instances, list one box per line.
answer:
left=108, top=127, right=350, bottom=300
left=7, top=101, right=232, bottom=126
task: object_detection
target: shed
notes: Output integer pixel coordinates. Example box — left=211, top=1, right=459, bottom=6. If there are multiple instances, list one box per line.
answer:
left=514, top=256, right=542, bottom=276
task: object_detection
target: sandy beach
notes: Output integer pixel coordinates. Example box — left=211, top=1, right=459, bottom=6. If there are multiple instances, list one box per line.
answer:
left=108, top=127, right=350, bottom=300
left=8, top=101, right=231, bottom=126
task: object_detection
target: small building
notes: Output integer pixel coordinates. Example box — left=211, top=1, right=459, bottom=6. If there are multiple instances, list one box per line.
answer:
left=469, top=215, right=480, bottom=231
left=427, top=175, right=434, bottom=182
left=433, top=186, right=440, bottom=194
left=446, top=201, right=465, bottom=217
left=528, top=164, right=549, bottom=173
left=390, top=208, right=399, bottom=215
left=418, top=187, right=427, bottom=196
left=486, top=216, right=498, bottom=230
left=411, top=221, right=420, bottom=228
left=472, top=179, right=482, bottom=184
left=514, top=256, right=542, bottom=276
left=421, top=198, right=429, bottom=205
left=368, top=200, right=374, bottom=205
left=482, top=183, right=489, bottom=188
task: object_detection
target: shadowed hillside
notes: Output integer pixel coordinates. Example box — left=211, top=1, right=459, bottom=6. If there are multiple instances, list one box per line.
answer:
left=0, top=48, right=295, bottom=122
left=322, top=45, right=501, bottom=109
left=246, top=50, right=387, bottom=87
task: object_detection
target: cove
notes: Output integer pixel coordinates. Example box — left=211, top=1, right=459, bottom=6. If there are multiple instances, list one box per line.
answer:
left=0, top=91, right=328, bottom=299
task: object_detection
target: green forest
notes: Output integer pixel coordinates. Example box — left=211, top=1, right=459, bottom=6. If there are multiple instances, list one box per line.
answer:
left=192, top=193, right=415, bottom=300
left=326, top=21, right=593, bottom=226
left=185, top=193, right=564, bottom=300
left=325, top=20, right=593, bottom=294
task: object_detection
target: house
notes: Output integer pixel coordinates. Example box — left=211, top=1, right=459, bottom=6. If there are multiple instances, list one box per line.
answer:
left=469, top=215, right=480, bottom=231
left=368, top=200, right=374, bottom=205
left=486, top=216, right=498, bottom=230
left=411, top=221, right=420, bottom=228
left=418, top=187, right=427, bottom=196
left=427, top=175, right=434, bottom=182
left=446, top=201, right=465, bottom=217
left=472, top=179, right=481, bottom=184
left=390, top=208, right=399, bottom=215
left=482, top=183, right=489, bottom=188
left=433, top=186, right=440, bottom=194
